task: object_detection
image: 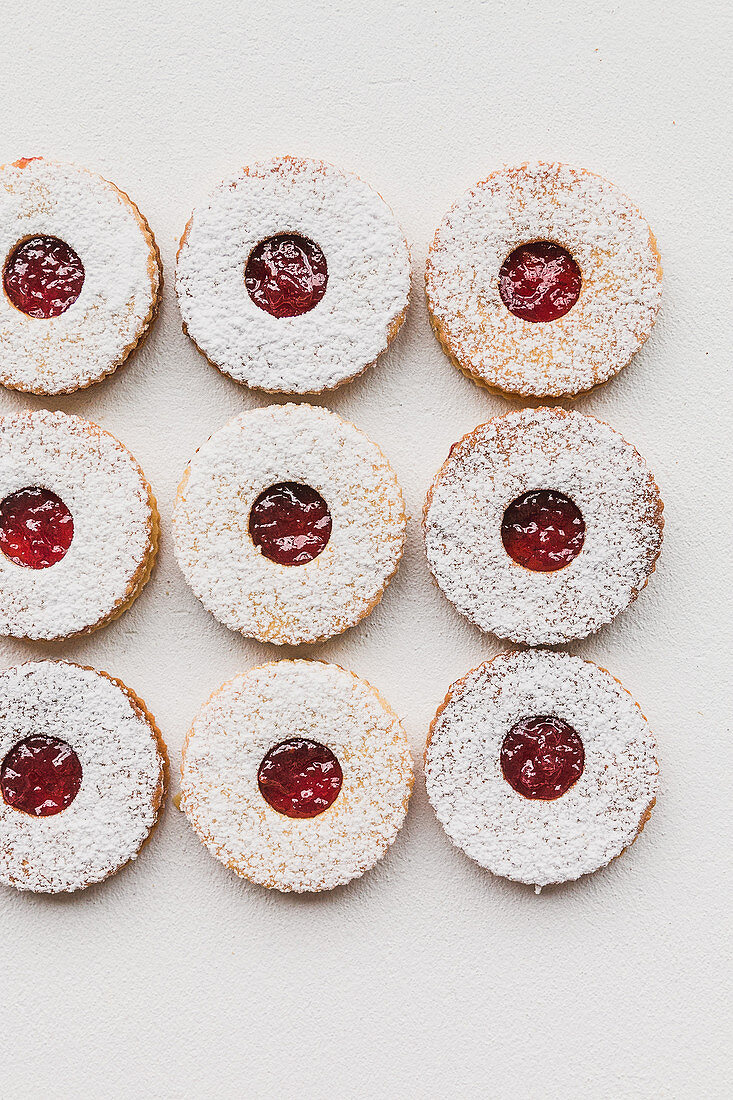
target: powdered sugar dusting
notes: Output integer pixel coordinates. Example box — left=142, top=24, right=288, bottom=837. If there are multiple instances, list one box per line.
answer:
left=176, top=156, right=411, bottom=393
left=424, top=407, right=663, bottom=645
left=0, top=661, right=166, bottom=893
left=173, top=403, right=405, bottom=644
left=0, top=157, right=160, bottom=394
left=426, top=650, right=658, bottom=887
left=181, top=660, right=413, bottom=893
left=426, top=162, right=662, bottom=396
left=0, top=410, right=157, bottom=640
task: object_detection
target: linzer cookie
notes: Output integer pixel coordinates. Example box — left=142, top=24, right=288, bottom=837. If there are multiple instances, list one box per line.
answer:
left=0, top=157, right=161, bottom=394
left=0, top=410, right=158, bottom=640
left=176, top=156, right=410, bottom=393
left=173, top=403, right=405, bottom=645
left=425, top=650, right=658, bottom=888
left=426, top=162, right=662, bottom=397
left=180, top=660, right=413, bottom=892
left=423, top=407, right=663, bottom=645
left=0, top=661, right=167, bottom=893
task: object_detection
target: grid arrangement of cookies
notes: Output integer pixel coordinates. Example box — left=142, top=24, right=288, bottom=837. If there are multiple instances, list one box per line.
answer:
left=0, top=155, right=662, bottom=894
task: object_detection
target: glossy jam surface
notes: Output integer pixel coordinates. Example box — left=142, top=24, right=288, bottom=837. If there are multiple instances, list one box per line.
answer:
left=501, top=489, right=585, bottom=572
left=3, top=235, right=85, bottom=318
left=258, top=738, right=343, bottom=818
left=245, top=233, right=328, bottom=318
left=499, top=241, right=581, bottom=323
left=1, top=735, right=82, bottom=816
left=0, top=487, right=74, bottom=569
left=501, top=716, right=584, bottom=800
left=249, top=482, right=332, bottom=566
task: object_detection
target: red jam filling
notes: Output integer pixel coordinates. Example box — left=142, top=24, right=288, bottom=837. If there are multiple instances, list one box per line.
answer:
left=1, top=735, right=82, bottom=816
left=0, top=487, right=74, bottom=569
left=501, top=716, right=584, bottom=800
left=245, top=233, right=328, bottom=318
left=501, top=489, right=585, bottom=572
left=3, top=235, right=85, bottom=318
left=258, top=738, right=343, bottom=818
left=249, top=482, right=331, bottom=566
left=499, top=241, right=581, bottom=322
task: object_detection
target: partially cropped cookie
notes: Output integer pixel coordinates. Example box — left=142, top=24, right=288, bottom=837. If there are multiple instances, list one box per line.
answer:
left=0, top=661, right=167, bottom=893
left=424, top=407, right=663, bottom=645
left=426, top=162, right=662, bottom=397
left=173, top=403, right=405, bottom=645
left=0, top=410, right=158, bottom=640
left=426, top=650, right=658, bottom=889
left=176, top=156, right=410, bottom=393
left=181, top=660, right=413, bottom=892
left=0, top=157, right=161, bottom=394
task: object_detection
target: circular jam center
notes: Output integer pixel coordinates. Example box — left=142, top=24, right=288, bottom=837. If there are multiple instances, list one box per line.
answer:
left=245, top=233, right=328, bottom=318
left=258, top=738, right=343, bottom=818
left=3, top=235, right=85, bottom=318
left=249, top=482, right=332, bottom=566
left=0, top=487, right=74, bottom=569
left=501, top=716, right=584, bottom=800
left=501, top=489, right=585, bottom=572
left=499, top=241, right=581, bottom=322
left=1, top=735, right=82, bottom=817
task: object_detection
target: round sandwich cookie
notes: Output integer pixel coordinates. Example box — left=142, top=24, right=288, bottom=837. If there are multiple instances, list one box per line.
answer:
left=0, top=410, right=158, bottom=641
left=425, top=162, right=662, bottom=397
left=425, top=650, right=658, bottom=889
left=423, top=407, right=663, bottom=645
left=0, top=157, right=161, bottom=394
left=0, top=661, right=167, bottom=893
left=173, top=403, right=405, bottom=645
left=176, top=156, right=411, bottom=393
left=181, top=660, right=413, bottom=893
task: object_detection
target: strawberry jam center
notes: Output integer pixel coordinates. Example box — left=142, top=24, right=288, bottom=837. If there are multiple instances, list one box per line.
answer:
left=501, top=489, right=585, bottom=572
left=258, top=738, right=343, bottom=818
left=499, top=241, right=581, bottom=322
left=245, top=233, right=328, bottom=317
left=501, top=716, right=584, bottom=800
left=4, top=235, right=85, bottom=318
left=0, top=487, right=74, bottom=569
left=1, top=735, right=82, bottom=816
left=249, top=482, right=331, bottom=566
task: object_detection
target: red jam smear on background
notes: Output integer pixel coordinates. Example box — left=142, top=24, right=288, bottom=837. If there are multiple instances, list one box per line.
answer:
left=245, top=233, right=328, bottom=318
left=499, top=241, right=581, bottom=322
left=1, top=735, right=82, bottom=816
left=501, top=716, right=584, bottom=800
left=3, top=234, right=85, bottom=318
left=258, top=738, right=343, bottom=818
left=501, top=489, right=585, bottom=572
left=0, top=487, right=74, bottom=569
left=249, top=482, right=332, bottom=566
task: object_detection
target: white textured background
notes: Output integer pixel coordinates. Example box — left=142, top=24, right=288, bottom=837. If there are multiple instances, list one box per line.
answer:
left=1, top=2, right=730, bottom=1096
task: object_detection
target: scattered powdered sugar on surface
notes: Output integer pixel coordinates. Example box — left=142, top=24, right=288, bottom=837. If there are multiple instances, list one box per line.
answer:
left=0, top=410, right=156, bottom=639
left=424, top=407, right=663, bottom=645
left=176, top=156, right=411, bottom=393
left=425, top=650, right=658, bottom=888
left=0, top=661, right=166, bottom=893
left=0, top=158, right=160, bottom=394
left=426, top=162, right=662, bottom=396
left=173, top=403, right=405, bottom=644
left=181, top=660, right=413, bottom=893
